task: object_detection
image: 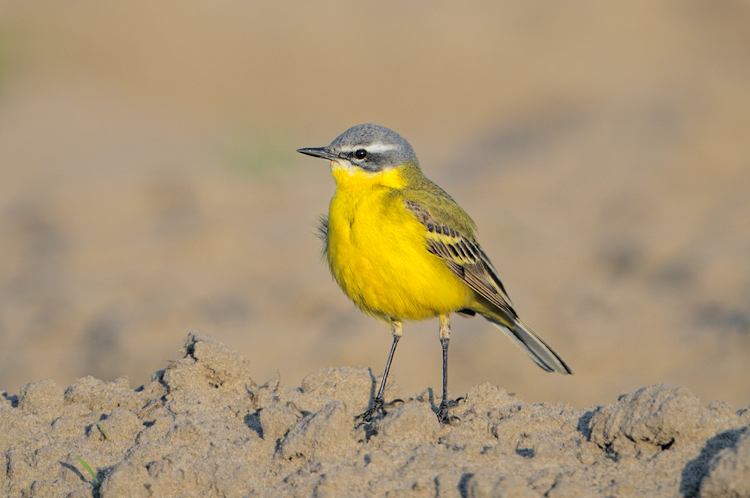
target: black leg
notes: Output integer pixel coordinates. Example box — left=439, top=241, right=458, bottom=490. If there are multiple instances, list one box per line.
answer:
left=437, top=314, right=451, bottom=422
left=358, top=321, right=402, bottom=422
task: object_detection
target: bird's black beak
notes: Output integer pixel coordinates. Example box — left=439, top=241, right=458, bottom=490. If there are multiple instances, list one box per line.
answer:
left=297, top=147, right=338, bottom=161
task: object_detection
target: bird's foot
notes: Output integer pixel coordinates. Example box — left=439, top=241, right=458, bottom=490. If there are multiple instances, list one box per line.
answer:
left=355, top=397, right=404, bottom=425
left=356, top=397, right=383, bottom=424
left=436, top=397, right=464, bottom=424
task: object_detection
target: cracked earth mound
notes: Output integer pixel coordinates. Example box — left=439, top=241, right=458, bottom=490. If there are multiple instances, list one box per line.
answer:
left=2, top=332, right=749, bottom=497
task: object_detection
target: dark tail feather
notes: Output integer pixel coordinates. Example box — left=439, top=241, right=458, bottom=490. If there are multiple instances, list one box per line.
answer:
left=481, top=312, right=572, bottom=375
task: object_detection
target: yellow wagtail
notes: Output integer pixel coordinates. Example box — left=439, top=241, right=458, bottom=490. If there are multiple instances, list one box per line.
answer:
left=298, top=124, right=572, bottom=422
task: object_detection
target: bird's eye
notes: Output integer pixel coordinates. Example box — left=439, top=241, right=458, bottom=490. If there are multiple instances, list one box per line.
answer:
left=354, top=149, right=367, bottom=159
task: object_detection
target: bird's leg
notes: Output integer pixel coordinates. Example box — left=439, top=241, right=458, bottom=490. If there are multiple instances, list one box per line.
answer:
left=358, top=320, right=402, bottom=422
left=437, top=314, right=451, bottom=422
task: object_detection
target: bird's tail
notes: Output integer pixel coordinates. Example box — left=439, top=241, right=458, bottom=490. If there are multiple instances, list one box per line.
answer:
left=480, top=311, right=572, bottom=375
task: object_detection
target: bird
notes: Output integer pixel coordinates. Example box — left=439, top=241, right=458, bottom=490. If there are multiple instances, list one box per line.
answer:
left=297, top=123, right=572, bottom=423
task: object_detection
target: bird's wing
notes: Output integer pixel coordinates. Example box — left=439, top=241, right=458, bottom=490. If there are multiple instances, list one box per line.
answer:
left=404, top=198, right=573, bottom=375
left=403, top=200, right=517, bottom=319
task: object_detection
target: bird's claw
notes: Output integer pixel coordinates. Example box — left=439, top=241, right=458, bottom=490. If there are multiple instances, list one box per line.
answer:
left=436, top=397, right=463, bottom=424
left=355, top=397, right=404, bottom=425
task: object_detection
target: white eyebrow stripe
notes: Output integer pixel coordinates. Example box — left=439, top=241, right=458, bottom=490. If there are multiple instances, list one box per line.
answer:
left=339, top=143, right=397, bottom=153
left=366, top=143, right=397, bottom=153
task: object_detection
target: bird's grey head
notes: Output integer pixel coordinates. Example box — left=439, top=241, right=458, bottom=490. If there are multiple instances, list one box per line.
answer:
left=297, top=124, right=418, bottom=172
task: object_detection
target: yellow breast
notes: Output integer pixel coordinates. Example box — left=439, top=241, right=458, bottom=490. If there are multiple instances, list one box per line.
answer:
left=326, top=165, right=472, bottom=322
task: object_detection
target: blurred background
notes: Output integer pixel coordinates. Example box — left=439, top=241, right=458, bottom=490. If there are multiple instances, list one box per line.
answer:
left=1, top=1, right=749, bottom=409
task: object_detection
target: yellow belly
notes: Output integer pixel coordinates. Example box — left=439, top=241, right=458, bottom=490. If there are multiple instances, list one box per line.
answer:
left=326, top=176, right=472, bottom=322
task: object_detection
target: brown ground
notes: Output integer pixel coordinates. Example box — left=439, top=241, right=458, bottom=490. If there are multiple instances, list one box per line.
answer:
left=0, top=3, right=749, bottom=494
left=4, top=333, right=750, bottom=497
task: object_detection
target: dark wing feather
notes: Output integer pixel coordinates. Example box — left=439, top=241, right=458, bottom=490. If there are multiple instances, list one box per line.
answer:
left=404, top=199, right=573, bottom=375
left=404, top=200, right=517, bottom=319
